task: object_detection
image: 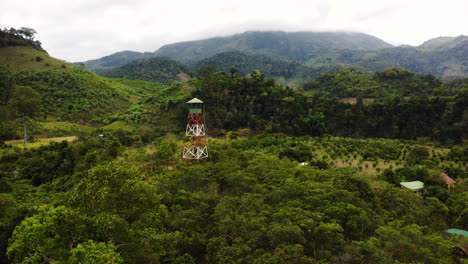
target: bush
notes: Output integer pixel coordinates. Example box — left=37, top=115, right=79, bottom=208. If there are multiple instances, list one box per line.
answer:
left=309, top=159, right=329, bottom=169
left=407, top=146, right=430, bottom=165
left=279, top=145, right=312, bottom=162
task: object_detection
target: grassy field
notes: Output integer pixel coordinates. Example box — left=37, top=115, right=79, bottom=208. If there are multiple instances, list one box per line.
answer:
left=4, top=136, right=78, bottom=149
left=40, top=121, right=95, bottom=135
left=102, top=121, right=133, bottom=131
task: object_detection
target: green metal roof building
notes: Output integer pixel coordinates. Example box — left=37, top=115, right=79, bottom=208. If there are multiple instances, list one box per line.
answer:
left=400, top=181, right=424, bottom=194
left=446, top=229, right=468, bottom=237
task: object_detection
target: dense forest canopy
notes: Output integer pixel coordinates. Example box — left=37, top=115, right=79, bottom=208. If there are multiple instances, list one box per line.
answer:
left=0, top=28, right=467, bottom=264
left=191, top=67, right=467, bottom=143
left=194, top=51, right=300, bottom=78
left=303, top=68, right=457, bottom=98
left=102, top=57, right=189, bottom=83
left=1, top=134, right=467, bottom=263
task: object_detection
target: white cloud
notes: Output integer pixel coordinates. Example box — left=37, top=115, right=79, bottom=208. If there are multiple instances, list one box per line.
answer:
left=1, top=0, right=466, bottom=61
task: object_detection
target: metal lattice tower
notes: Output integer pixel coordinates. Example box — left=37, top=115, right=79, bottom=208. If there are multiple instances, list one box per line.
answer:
left=183, top=98, right=209, bottom=160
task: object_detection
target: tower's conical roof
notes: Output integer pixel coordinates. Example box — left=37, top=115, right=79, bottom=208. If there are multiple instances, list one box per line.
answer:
left=187, top=98, right=204, bottom=104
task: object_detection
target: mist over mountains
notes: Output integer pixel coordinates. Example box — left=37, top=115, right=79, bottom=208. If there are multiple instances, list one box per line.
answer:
left=78, top=31, right=468, bottom=82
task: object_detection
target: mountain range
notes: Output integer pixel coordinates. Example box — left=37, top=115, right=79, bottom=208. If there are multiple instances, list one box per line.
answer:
left=78, top=31, right=468, bottom=82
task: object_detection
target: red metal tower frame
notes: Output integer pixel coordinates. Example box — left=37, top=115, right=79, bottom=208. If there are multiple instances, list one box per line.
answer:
left=183, top=98, right=209, bottom=160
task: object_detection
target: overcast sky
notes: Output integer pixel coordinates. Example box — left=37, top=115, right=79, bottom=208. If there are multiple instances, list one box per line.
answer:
left=1, top=0, right=467, bottom=62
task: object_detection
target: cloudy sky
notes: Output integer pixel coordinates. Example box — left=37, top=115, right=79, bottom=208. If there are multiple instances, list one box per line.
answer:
left=1, top=0, right=467, bottom=62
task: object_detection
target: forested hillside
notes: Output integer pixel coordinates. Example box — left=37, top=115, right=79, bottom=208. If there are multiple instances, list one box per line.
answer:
left=79, top=31, right=467, bottom=78
left=103, top=57, right=189, bottom=83
left=1, top=132, right=467, bottom=263
left=192, top=68, right=467, bottom=143
left=313, top=35, right=468, bottom=77
left=0, top=27, right=174, bottom=141
left=194, top=51, right=298, bottom=78
left=1, top=28, right=467, bottom=263
left=78, top=31, right=393, bottom=74
left=154, top=31, right=393, bottom=62
left=303, top=68, right=456, bottom=98
left=79, top=50, right=156, bottom=74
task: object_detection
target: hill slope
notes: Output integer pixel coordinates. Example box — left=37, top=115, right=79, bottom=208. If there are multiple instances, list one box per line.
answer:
left=79, top=50, right=156, bottom=74
left=78, top=31, right=392, bottom=73
left=0, top=46, right=169, bottom=123
left=419, top=35, right=466, bottom=51
left=302, top=68, right=454, bottom=98
left=195, top=51, right=301, bottom=78
left=0, top=46, right=75, bottom=72
left=154, top=31, right=393, bottom=62
left=102, top=57, right=189, bottom=83
left=80, top=32, right=467, bottom=78
left=309, top=35, right=468, bottom=77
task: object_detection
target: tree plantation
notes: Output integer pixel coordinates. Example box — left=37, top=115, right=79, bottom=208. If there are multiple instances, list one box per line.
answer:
left=0, top=27, right=467, bottom=263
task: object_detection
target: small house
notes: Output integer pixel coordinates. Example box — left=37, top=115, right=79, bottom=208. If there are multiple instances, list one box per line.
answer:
left=440, top=172, right=456, bottom=190
left=400, top=181, right=424, bottom=194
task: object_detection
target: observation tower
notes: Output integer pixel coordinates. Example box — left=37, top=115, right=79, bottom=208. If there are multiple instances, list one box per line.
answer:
left=182, top=98, right=209, bottom=160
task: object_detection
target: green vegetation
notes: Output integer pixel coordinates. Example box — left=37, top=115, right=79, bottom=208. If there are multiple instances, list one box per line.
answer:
left=103, top=56, right=189, bottom=83
left=1, top=31, right=467, bottom=263
left=0, top=134, right=466, bottom=263
left=194, top=68, right=467, bottom=143
left=82, top=31, right=467, bottom=79
left=310, top=35, right=468, bottom=77
left=154, top=31, right=393, bottom=62
left=0, top=55, right=174, bottom=141
left=100, top=50, right=348, bottom=84
left=7, top=85, right=41, bottom=149
left=39, top=121, right=94, bottom=136
left=0, top=27, right=44, bottom=52
left=195, top=51, right=300, bottom=78
left=79, top=50, right=156, bottom=74
left=13, top=68, right=130, bottom=118
left=103, top=121, right=133, bottom=131
left=303, top=68, right=455, bottom=98
left=0, top=46, right=74, bottom=72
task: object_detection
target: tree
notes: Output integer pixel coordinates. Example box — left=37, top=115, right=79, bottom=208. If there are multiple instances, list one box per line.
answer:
left=0, top=65, right=15, bottom=141
left=0, top=194, right=17, bottom=263
left=68, top=240, right=123, bottom=264
left=6, top=206, right=90, bottom=263
left=18, top=27, right=37, bottom=40
left=153, top=140, right=177, bottom=170
left=407, top=145, right=430, bottom=164
left=0, top=64, right=13, bottom=105
left=229, top=66, right=239, bottom=76
left=7, top=85, right=41, bottom=149
left=69, top=161, right=166, bottom=223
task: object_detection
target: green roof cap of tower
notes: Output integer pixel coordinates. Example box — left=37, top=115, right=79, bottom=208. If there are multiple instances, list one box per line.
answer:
left=187, top=98, right=204, bottom=104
